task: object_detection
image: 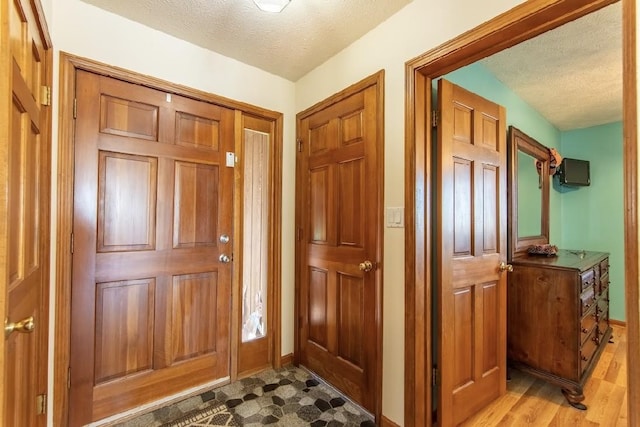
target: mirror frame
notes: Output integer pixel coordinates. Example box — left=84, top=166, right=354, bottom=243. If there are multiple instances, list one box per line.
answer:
left=508, top=126, right=550, bottom=260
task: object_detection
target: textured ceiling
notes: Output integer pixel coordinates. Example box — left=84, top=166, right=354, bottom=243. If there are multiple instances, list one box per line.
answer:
left=480, top=2, right=622, bottom=131
left=80, top=0, right=412, bottom=81
left=81, top=0, right=621, bottom=131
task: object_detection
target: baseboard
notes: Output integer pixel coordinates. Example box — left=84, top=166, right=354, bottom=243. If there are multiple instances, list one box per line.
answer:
left=280, top=353, right=294, bottom=366
left=380, top=415, right=400, bottom=427
left=610, top=319, right=627, bottom=327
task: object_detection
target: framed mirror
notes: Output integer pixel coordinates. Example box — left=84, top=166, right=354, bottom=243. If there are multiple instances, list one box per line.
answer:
left=508, top=126, right=550, bottom=259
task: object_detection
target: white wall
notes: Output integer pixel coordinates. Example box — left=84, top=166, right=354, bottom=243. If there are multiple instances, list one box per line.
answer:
left=47, top=0, right=296, bottom=424
left=295, top=0, right=525, bottom=423
left=40, top=0, right=53, bottom=32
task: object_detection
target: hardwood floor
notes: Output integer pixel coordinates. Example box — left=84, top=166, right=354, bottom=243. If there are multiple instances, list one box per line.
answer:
left=461, top=325, right=628, bottom=426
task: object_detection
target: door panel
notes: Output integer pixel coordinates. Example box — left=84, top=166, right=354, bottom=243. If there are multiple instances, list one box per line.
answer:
left=337, top=273, right=364, bottom=365
left=99, top=95, right=159, bottom=140
left=98, top=152, right=157, bottom=251
left=176, top=112, right=220, bottom=149
left=297, top=76, right=382, bottom=415
left=94, top=279, right=155, bottom=383
left=437, top=79, right=507, bottom=426
left=173, top=162, right=219, bottom=247
left=171, top=272, right=219, bottom=361
left=70, top=70, right=233, bottom=425
left=338, top=159, right=365, bottom=246
left=3, top=0, right=51, bottom=425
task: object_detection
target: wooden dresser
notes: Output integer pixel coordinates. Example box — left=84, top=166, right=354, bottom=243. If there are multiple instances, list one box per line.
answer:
left=507, top=250, right=612, bottom=409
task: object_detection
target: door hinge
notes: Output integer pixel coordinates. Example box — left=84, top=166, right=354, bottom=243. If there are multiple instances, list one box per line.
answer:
left=70, top=232, right=74, bottom=254
left=67, top=367, right=71, bottom=389
left=297, top=138, right=303, bottom=152
left=296, top=227, right=302, bottom=241
left=432, top=366, right=439, bottom=387
left=40, top=86, right=51, bottom=106
left=73, top=98, right=77, bottom=119
left=431, top=110, right=439, bottom=127
left=36, top=393, right=47, bottom=415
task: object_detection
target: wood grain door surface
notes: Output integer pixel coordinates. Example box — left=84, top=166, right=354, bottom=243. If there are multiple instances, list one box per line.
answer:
left=70, top=71, right=234, bottom=425
left=437, top=79, right=507, bottom=426
left=3, top=0, right=51, bottom=425
left=297, top=84, right=381, bottom=413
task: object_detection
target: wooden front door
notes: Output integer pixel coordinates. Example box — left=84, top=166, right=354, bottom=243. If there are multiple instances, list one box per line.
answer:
left=436, top=79, right=507, bottom=426
left=296, top=73, right=383, bottom=415
left=69, top=70, right=234, bottom=425
left=2, top=0, right=51, bottom=425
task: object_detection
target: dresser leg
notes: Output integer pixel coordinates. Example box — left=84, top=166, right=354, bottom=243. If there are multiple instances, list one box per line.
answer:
left=561, top=388, right=587, bottom=410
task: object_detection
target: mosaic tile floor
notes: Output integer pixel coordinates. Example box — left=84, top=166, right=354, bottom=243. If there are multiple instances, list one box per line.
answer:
left=114, top=366, right=375, bottom=427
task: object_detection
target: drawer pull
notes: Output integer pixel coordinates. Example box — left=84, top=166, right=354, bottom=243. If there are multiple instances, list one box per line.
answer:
left=581, top=327, right=589, bottom=334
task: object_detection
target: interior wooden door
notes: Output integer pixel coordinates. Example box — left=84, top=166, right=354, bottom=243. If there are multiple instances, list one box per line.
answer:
left=69, top=70, right=234, bottom=425
left=2, top=0, right=51, bottom=425
left=436, top=79, right=507, bottom=426
left=296, top=75, right=382, bottom=415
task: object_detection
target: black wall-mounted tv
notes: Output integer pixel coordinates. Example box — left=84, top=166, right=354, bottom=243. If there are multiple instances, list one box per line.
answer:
left=557, top=157, right=590, bottom=186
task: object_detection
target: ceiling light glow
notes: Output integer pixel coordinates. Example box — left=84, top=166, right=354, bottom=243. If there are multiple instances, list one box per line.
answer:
left=252, top=0, right=291, bottom=13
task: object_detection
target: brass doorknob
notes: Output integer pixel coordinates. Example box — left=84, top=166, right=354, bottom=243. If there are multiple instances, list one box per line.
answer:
left=359, top=260, right=374, bottom=272
left=499, top=262, right=513, bottom=273
left=5, top=316, right=35, bottom=338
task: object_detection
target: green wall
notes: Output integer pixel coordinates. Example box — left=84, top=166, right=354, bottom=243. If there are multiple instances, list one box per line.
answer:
left=560, top=122, right=625, bottom=321
left=441, top=62, right=563, bottom=244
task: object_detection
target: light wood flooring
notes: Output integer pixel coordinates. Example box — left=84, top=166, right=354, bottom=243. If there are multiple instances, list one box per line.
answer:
left=461, top=325, right=628, bottom=426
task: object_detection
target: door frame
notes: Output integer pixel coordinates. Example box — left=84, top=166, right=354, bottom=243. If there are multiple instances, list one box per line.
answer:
left=403, top=0, right=637, bottom=426
left=294, top=70, right=385, bottom=421
left=53, top=52, right=283, bottom=426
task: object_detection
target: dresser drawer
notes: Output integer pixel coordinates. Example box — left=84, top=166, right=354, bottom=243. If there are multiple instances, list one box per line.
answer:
left=580, top=269, right=595, bottom=292
left=580, top=307, right=597, bottom=345
left=600, top=258, right=610, bottom=277
left=580, top=329, right=599, bottom=374
left=597, top=292, right=609, bottom=335
left=599, top=272, right=610, bottom=294
left=596, top=291, right=609, bottom=317
left=580, top=288, right=596, bottom=316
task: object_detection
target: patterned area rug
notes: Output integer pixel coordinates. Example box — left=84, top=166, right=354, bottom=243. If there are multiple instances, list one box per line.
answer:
left=211, top=367, right=374, bottom=426
left=116, top=366, right=374, bottom=427
left=162, top=405, right=238, bottom=427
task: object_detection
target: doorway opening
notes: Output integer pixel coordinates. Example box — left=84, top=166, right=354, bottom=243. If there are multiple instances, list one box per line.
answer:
left=403, top=0, right=637, bottom=425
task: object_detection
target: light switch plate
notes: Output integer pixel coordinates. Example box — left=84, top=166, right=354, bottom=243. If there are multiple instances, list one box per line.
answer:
left=386, top=207, right=404, bottom=228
